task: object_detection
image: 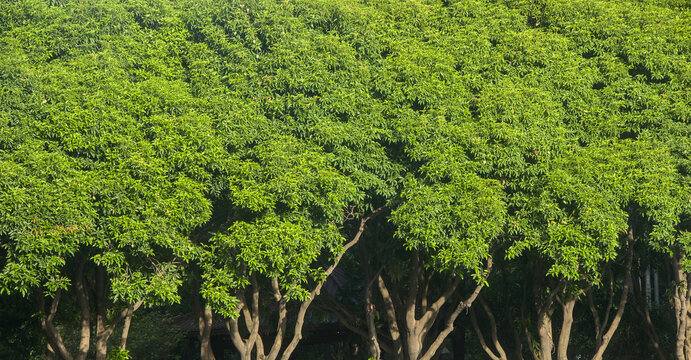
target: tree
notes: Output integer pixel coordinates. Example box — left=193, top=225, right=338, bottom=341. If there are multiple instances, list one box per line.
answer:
left=0, top=1, right=223, bottom=358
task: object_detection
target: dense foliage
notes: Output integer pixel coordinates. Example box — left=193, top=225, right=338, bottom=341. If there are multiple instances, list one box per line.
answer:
left=0, top=0, right=689, bottom=359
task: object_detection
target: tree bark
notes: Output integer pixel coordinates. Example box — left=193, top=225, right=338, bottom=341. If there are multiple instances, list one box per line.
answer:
left=534, top=279, right=557, bottom=360
left=94, top=300, right=143, bottom=360
left=92, top=265, right=144, bottom=360
left=264, top=277, right=288, bottom=360
left=673, top=252, right=690, bottom=360
left=95, top=267, right=107, bottom=360
left=470, top=297, right=507, bottom=360
left=226, top=274, right=262, bottom=360
left=372, top=254, right=491, bottom=360
left=537, top=309, right=553, bottom=360
left=591, top=230, right=633, bottom=360
left=120, top=304, right=134, bottom=350
left=556, top=296, right=575, bottom=360
left=224, top=206, right=387, bottom=360
left=365, top=283, right=382, bottom=360
left=200, top=305, right=216, bottom=360
left=405, top=250, right=423, bottom=360
left=378, top=274, right=404, bottom=359
left=193, top=275, right=217, bottom=360
left=38, top=289, right=74, bottom=360
left=418, top=259, right=492, bottom=360
left=74, top=259, right=91, bottom=360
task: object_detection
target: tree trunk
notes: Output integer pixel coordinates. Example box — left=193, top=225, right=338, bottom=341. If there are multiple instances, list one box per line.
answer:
left=537, top=310, right=553, bottom=360
left=94, top=337, right=108, bottom=360
left=673, top=252, right=689, bottom=360
left=224, top=207, right=385, bottom=360
left=200, top=305, right=216, bottom=360
left=94, top=302, right=142, bottom=360
left=591, top=231, right=633, bottom=360
left=365, top=278, right=382, bottom=360
left=533, top=274, right=558, bottom=360
left=556, top=296, right=575, bottom=360
left=470, top=305, right=507, bottom=360
left=405, top=251, right=423, bottom=360
left=193, top=275, right=217, bottom=360
left=93, top=268, right=144, bottom=360
left=74, top=259, right=91, bottom=360
left=373, top=255, right=490, bottom=360
left=377, top=274, right=404, bottom=359
left=226, top=275, right=261, bottom=360
left=470, top=295, right=507, bottom=360
left=38, top=289, right=74, bottom=360
left=120, top=305, right=134, bottom=350
left=95, top=267, right=108, bottom=360
left=418, top=260, right=491, bottom=360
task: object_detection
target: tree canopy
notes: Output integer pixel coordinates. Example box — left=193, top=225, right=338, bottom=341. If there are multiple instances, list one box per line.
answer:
left=1, top=0, right=690, bottom=359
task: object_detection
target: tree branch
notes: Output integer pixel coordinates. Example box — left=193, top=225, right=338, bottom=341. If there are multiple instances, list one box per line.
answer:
left=470, top=306, right=502, bottom=360
left=266, top=277, right=287, bottom=360
left=377, top=274, right=403, bottom=357
left=591, top=230, right=634, bottom=360
left=420, top=258, right=492, bottom=360
left=280, top=205, right=387, bottom=360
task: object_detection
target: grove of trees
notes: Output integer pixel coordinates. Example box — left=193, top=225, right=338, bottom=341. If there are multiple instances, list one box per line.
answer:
left=0, top=0, right=689, bottom=359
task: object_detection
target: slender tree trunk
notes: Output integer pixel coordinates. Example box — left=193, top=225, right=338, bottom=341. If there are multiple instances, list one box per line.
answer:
left=378, top=275, right=404, bottom=359
left=373, top=254, right=491, bottom=360
left=264, top=277, right=288, bottom=360
left=120, top=305, right=134, bottom=350
left=193, top=275, right=217, bottom=360
left=74, top=259, right=91, bottom=360
left=226, top=275, right=261, bottom=360
left=94, top=326, right=108, bottom=358
left=38, top=289, right=74, bottom=360
left=224, top=207, right=386, bottom=360
left=418, top=260, right=491, bottom=360
left=522, top=283, right=539, bottom=360
left=405, top=251, right=423, bottom=360
left=537, top=310, right=553, bottom=360
left=591, top=231, right=634, bottom=360
left=95, top=267, right=108, bottom=360
left=673, top=252, right=689, bottom=360
left=93, top=268, right=144, bottom=360
left=533, top=273, right=558, bottom=360
left=556, top=296, right=575, bottom=360
left=200, top=305, right=216, bottom=360
left=365, top=276, right=382, bottom=360
left=470, top=300, right=507, bottom=360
